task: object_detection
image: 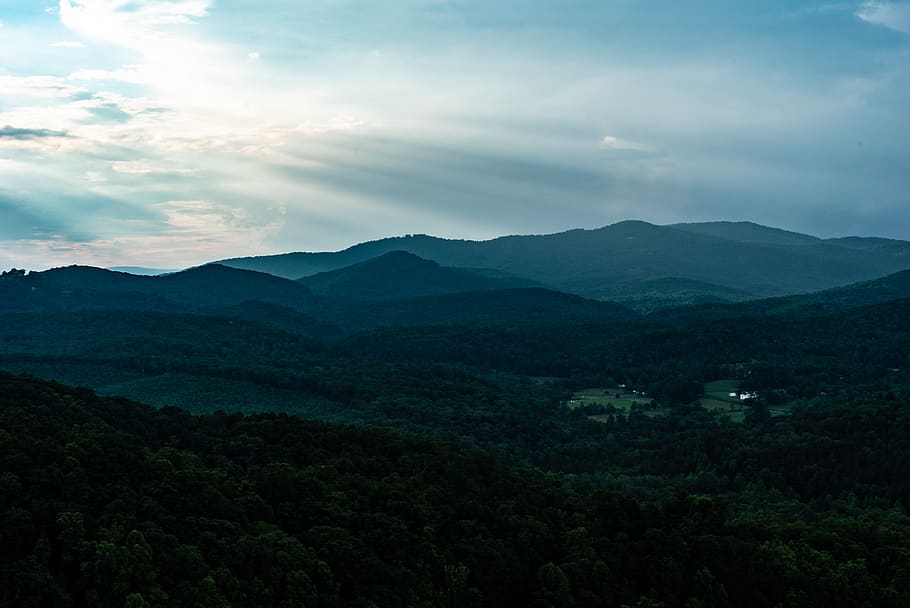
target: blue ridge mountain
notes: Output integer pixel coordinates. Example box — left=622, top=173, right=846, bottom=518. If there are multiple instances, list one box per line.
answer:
left=215, top=221, right=910, bottom=307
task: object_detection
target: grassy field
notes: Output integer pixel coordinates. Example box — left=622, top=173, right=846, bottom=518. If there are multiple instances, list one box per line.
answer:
left=568, top=387, right=651, bottom=411
left=700, top=379, right=749, bottom=421
left=703, top=379, right=742, bottom=402
left=568, top=387, right=665, bottom=421
left=572, top=380, right=791, bottom=424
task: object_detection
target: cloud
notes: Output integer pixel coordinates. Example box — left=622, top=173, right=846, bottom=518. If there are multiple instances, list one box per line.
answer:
left=111, top=160, right=193, bottom=175
left=0, top=126, right=70, bottom=141
left=0, top=0, right=906, bottom=269
left=0, top=194, right=282, bottom=269
left=59, top=0, right=212, bottom=44
left=0, top=195, right=66, bottom=240
left=266, top=131, right=620, bottom=238
left=600, top=135, right=652, bottom=152
left=857, top=2, right=910, bottom=33
left=51, top=40, right=86, bottom=48
left=785, top=3, right=856, bottom=18
left=69, top=65, right=150, bottom=84
left=0, top=75, right=81, bottom=99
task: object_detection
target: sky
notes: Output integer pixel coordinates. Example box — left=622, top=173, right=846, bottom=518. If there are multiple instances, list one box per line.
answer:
left=1, top=1, right=909, bottom=270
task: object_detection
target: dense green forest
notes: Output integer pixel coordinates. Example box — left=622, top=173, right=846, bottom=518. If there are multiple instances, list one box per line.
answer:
left=2, top=262, right=910, bottom=606
left=2, top=371, right=910, bottom=607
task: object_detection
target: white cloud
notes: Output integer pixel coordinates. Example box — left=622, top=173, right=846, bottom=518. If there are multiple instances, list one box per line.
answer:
left=857, top=2, right=910, bottom=33
left=111, top=160, right=193, bottom=175
left=247, top=51, right=260, bottom=61
left=59, top=0, right=211, bottom=46
left=0, top=158, right=27, bottom=171
left=0, top=75, right=81, bottom=98
left=785, top=3, right=856, bottom=18
left=51, top=40, right=86, bottom=48
left=0, top=198, right=284, bottom=269
left=69, top=65, right=149, bottom=84
left=600, top=134, right=651, bottom=152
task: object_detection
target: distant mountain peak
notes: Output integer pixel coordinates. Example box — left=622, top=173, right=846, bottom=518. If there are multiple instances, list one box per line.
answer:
left=354, top=250, right=442, bottom=269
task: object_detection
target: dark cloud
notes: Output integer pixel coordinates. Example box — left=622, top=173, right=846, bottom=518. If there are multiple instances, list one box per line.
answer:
left=267, top=119, right=910, bottom=244
left=0, top=194, right=67, bottom=239
left=0, top=126, right=70, bottom=141
left=275, top=133, right=619, bottom=232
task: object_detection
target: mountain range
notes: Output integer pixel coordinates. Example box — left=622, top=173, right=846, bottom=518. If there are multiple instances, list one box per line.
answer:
left=215, top=221, right=910, bottom=308
left=4, top=219, right=910, bottom=327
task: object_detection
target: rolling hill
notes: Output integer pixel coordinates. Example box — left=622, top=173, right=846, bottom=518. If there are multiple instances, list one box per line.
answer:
left=652, top=269, right=910, bottom=324
left=1, top=263, right=316, bottom=310
left=0, top=262, right=635, bottom=335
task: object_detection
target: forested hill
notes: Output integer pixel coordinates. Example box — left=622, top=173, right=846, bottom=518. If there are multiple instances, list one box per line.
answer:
left=216, top=221, right=910, bottom=306
left=0, top=264, right=638, bottom=333
left=652, top=269, right=910, bottom=324
left=298, top=250, right=540, bottom=299
left=2, top=371, right=910, bottom=607
left=0, top=264, right=315, bottom=309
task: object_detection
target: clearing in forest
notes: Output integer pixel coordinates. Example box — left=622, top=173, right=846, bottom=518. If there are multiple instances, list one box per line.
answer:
left=569, top=387, right=668, bottom=419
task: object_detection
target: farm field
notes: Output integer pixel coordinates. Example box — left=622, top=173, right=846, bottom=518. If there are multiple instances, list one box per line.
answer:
left=568, top=387, right=667, bottom=419
left=568, top=387, right=651, bottom=411
left=703, top=379, right=742, bottom=401
left=701, top=378, right=749, bottom=421
left=701, top=379, right=794, bottom=420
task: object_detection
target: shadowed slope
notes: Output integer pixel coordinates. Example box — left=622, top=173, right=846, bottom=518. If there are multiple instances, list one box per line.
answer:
left=298, top=250, right=540, bottom=299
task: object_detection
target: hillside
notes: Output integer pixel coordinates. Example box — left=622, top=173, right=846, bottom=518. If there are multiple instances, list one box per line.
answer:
left=0, top=264, right=315, bottom=310
left=216, top=221, right=910, bottom=306
left=653, top=269, right=910, bottom=324
left=317, top=287, right=638, bottom=332
left=298, top=250, right=539, bottom=299
left=667, top=221, right=822, bottom=246
left=0, top=263, right=636, bottom=335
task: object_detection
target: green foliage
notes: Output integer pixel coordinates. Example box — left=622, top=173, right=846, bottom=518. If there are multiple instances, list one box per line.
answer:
left=2, top=254, right=910, bottom=606
left=1, top=372, right=910, bottom=607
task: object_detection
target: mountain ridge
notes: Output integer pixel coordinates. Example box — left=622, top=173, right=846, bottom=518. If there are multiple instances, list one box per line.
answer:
left=214, top=220, right=910, bottom=306
left=1, top=263, right=315, bottom=310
